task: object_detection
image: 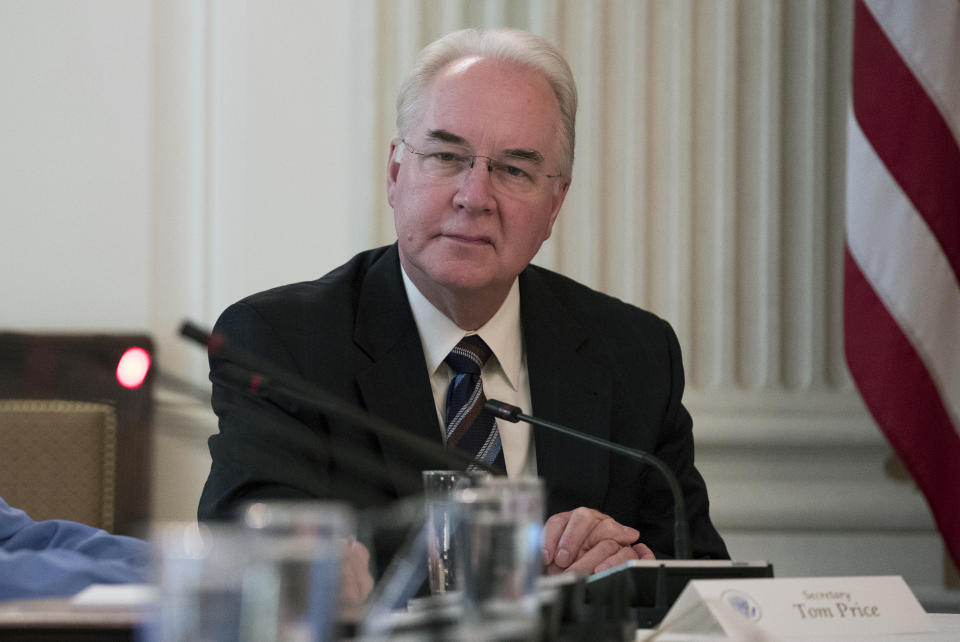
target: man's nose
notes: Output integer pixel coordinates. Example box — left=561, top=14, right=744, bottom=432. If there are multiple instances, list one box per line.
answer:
left=453, top=158, right=496, bottom=211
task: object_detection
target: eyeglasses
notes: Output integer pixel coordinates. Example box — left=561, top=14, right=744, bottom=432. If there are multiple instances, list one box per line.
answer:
left=399, top=139, right=563, bottom=196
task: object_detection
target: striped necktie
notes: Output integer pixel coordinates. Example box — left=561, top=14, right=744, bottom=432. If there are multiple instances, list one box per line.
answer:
left=443, top=335, right=505, bottom=471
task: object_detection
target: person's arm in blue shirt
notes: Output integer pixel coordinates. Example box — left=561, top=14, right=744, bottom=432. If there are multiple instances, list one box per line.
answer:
left=0, top=496, right=150, bottom=601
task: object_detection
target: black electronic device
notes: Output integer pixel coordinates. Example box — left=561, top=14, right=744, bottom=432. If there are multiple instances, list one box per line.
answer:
left=585, top=560, right=775, bottom=628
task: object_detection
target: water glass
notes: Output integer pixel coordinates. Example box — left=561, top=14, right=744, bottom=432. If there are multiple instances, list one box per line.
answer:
left=241, top=500, right=355, bottom=642
left=147, top=522, right=251, bottom=642
left=456, top=476, right=545, bottom=640
left=422, top=470, right=489, bottom=595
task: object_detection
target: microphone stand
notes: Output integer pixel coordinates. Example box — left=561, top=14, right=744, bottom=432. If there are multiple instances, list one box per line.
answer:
left=485, top=399, right=691, bottom=560
left=179, top=319, right=493, bottom=477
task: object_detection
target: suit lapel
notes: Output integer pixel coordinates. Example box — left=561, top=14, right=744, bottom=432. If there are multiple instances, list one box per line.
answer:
left=353, top=245, right=444, bottom=496
left=520, top=268, right=612, bottom=514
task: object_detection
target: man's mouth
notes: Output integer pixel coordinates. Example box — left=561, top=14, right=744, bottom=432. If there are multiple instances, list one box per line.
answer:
left=442, top=233, right=492, bottom=246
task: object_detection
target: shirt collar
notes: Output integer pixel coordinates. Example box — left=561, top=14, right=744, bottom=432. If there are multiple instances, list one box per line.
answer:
left=401, top=267, right=523, bottom=391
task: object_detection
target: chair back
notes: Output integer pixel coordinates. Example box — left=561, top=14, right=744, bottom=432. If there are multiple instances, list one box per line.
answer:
left=0, top=399, right=118, bottom=531
left=0, top=332, right=153, bottom=535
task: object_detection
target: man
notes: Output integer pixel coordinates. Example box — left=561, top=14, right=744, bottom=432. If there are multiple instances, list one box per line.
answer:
left=199, top=28, right=727, bottom=575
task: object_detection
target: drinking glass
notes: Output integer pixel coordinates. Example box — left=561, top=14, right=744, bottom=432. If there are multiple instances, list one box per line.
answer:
left=147, top=522, right=251, bottom=642
left=456, top=476, right=545, bottom=640
left=240, top=500, right=355, bottom=642
left=422, top=470, right=489, bottom=595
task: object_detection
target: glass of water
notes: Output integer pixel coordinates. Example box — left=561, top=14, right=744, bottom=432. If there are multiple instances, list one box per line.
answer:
left=147, top=522, right=251, bottom=642
left=456, top=476, right=545, bottom=640
left=422, top=470, right=489, bottom=595
left=240, top=500, right=355, bottom=642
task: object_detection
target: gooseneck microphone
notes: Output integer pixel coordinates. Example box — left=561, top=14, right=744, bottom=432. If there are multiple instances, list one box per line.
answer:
left=484, top=399, right=691, bottom=560
left=179, top=319, right=495, bottom=485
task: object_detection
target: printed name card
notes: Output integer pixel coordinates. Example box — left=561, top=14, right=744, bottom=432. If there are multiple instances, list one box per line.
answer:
left=649, top=575, right=934, bottom=640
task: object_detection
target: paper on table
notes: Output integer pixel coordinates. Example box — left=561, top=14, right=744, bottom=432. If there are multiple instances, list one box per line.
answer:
left=71, top=583, right=157, bottom=606
left=643, top=576, right=935, bottom=641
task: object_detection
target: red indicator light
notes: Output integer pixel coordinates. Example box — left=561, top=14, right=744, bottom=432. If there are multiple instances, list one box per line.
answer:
left=116, top=347, right=151, bottom=389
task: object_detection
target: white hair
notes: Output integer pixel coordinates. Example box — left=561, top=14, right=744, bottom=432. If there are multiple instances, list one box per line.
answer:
left=396, top=28, right=578, bottom=176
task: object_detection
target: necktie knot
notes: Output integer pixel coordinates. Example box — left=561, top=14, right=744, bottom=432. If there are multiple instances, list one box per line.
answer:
left=444, top=334, right=492, bottom=376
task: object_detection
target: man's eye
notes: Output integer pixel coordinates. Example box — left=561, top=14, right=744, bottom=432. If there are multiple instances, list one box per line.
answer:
left=500, top=164, right=531, bottom=180
left=432, top=152, right=461, bottom=162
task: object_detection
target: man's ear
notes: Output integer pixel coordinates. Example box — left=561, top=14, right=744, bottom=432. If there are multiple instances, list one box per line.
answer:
left=386, top=140, right=401, bottom=207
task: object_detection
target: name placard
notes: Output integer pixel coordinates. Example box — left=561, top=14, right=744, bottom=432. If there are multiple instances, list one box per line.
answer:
left=650, top=576, right=934, bottom=640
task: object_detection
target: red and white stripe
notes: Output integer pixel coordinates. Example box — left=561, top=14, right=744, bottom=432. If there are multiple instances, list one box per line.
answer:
left=845, top=0, right=960, bottom=568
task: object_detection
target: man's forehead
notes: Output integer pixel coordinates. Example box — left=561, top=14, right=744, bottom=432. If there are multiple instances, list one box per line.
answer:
left=411, top=57, right=562, bottom=156
left=425, top=56, right=557, bottom=111
left=435, top=53, right=517, bottom=78
left=443, top=55, right=484, bottom=76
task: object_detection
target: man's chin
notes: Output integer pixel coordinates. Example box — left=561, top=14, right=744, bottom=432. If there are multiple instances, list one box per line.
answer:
left=429, top=264, right=514, bottom=294
left=403, top=252, right=513, bottom=298
left=433, top=272, right=500, bottom=293
left=423, top=253, right=492, bottom=281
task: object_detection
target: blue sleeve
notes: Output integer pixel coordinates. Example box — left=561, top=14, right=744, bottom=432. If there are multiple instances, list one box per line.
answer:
left=0, top=496, right=150, bottom=601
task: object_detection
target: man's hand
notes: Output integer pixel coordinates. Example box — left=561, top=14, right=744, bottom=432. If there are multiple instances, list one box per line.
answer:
left=594, top=542, right=656, bottom=573
left=543, top=508, right=656, bottom=575
left=544, top=540, right=656, bottom=575
left=339, top=539, right=374, bottom=605
left=543, top=507, right=648, bottom=573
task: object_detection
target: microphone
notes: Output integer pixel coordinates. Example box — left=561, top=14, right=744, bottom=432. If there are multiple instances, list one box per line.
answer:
left=484, top=399, right=691, bottom=560
left=178, top=320, right=495, bottom=482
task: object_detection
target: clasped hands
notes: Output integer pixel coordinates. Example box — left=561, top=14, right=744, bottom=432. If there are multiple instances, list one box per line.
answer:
left=543, top=507, right=654, bottom=576
left=341, top=506, right=652, bottom=604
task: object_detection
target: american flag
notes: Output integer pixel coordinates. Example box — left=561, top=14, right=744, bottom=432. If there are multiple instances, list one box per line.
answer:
left=845, top=0, right=960, bottom=568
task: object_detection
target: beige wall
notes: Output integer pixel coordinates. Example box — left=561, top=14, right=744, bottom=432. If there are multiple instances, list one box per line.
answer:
left=0, top=0, right=948, bottom=604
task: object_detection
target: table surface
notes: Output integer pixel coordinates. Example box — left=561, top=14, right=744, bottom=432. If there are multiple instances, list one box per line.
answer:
left=2, top=586, right=959, bottom=640
left=0, top=597, right=142, bottom=629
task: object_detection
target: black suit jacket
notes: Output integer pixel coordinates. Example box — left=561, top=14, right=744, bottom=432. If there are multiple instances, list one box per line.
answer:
left=198, top=244, right=727, bottom=559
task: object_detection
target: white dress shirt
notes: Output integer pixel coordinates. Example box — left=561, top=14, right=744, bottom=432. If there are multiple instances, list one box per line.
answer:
left=401, top=268, right=536, bottom=477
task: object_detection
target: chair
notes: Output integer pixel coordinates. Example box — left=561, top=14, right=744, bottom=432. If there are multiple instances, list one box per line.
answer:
left=0, top=332, right=154, bottom=535
left=0, top=399, right=117, bottom=531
